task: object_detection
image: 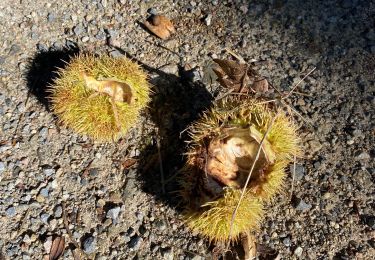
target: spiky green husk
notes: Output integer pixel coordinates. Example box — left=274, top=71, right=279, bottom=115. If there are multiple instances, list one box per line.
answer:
left=184, top=189, right=263, bottom=243
left=50, top=54, right=150, bottom=141
left=180, top=97, right=301, bottom=243
left=188, top=98, right=301, bottom=163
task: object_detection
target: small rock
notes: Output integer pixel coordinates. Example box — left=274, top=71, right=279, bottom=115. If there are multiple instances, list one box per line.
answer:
left=135, top=211, right=144, bottom=222
left=0, top=161, right=6, bottom=173
left=39, top=187, right=49, bottom=198
left=161, top=64, right=178, bottom=75
left=43, top=236, right=52, bottom=253
left=155, top=219, right=167, bottom=231
left=9, top=44, right=21, bottom=55
left=128, top=235, right=142, bottom=250
left=82, top=36, right=90, bottom=42
left=110, top=50, right=123, bottom=58
left=147, top=8, right=158, bottom=15
left=289, top=164, right=305, bottom=181
left=43, top=167, right=55, bottom=176
left=161, top=247, right=174, bottom=260
left=40, top=213, right=50, bottom=223
left=283, top=237, right=291, bottom=247
left=106, top=207, right=121, bottom=221
left=73, top=25, right=84, bottom=35
left=83, top=236, right=96, bottom=254
left=54, top=205, right=62, bottom=218
left=294, top=246, right=303, bottom=257
left=47, top=13, right=55, bottom=22
left=5, top=206, right=16, bottom=217
left=295, top=199, right=312, bottom=211
left=39, top=127, right=48, bottom=140
left=204, top=14, right=212, bottom=26
left=356, top=151, right=370, bottom=160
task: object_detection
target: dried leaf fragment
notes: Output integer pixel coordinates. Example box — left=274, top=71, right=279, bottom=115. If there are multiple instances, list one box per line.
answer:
left=252, top=78, right=269, bottom=93
left=213, top=58, right=254, bottom=92
left=213, top=58, right=270, bottom=95
left=144, top=15, right=175, bottom=40
left=122, top=158, right=137, bottom=169
left=49, top=236, right=65, bottom=260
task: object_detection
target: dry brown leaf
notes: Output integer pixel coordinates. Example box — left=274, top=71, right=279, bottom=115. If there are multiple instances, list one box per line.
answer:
left=49, top=236, right=65, bottom=260
left=213, top=58, right=258, bottom=93
left=252, top=78, right=269, bottom=93
left=212, top=58, right=272, bottom=97
left=122, top=158, right=137, bottom=169
left=242, top=233, right=257, bottom=260
left=144, top=15, right=175, bottom=40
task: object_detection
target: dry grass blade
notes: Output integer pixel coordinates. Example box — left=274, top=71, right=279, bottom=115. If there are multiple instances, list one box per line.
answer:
left=283, top=67, right=316, bottom=99
left=289, top=155, right=297, bottom=200
left=49, top=236, right=65, bottom=260
left=227, top=113, right=278, bottom=247
left=156, top=133, right=165, bottom=194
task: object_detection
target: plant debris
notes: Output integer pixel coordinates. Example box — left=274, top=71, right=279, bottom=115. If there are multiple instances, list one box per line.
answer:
left=212, top=59, right=269, bottom=94
left=49, top=236, right=65, bottom=260
left=143, top=14, right=175, bottom=40
left=242, top=233, right=257, bottom=260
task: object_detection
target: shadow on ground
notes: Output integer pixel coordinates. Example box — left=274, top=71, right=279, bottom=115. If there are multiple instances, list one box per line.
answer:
left=127, top=52, right=214, bottom=208
left=25, top=44, right=80, bottom=111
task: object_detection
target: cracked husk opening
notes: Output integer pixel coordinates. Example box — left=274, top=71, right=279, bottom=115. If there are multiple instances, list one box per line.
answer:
left=203, top=126, right=276, bottom=194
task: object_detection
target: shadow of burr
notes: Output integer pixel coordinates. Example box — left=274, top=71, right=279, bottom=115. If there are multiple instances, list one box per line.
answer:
left=108, top=46, right=213, bottom=208
left=25, top=44, right=80, bottom=111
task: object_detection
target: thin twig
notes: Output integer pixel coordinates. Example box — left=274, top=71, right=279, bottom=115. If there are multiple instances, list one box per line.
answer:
left=289, top=155, right=297, bottom=200
left=156, top=133, right=165, bottom=194
left=283, top=67, right=316, bottom=99
left=225, top=48, right=246, bottom=64
left=237, top=64, right=249, bottom=94
left=227, top=113, right=278, bottom=248
left=62, top=202, right=83, bottom=259
left=215, top=88, right=234, bottom=101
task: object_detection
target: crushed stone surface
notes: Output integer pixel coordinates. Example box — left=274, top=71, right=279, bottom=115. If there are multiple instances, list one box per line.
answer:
left=0, top=0, right=374, bottom=259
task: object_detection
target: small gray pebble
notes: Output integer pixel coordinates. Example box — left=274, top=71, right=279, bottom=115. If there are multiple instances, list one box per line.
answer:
left=283, top=237, right=291, bottom=247
left=204, top=14, right=212, bottom=26
left=36, top=43, right=48, bottom=51
left=356, top=151, right=370, bottom=160
left=294, top=246, right=303, bottom=256
left=47, top=13, right=55, bottom=22
left=128, top=235, right=142, bottom=250
left=5, top=206, right=16, bottom=217
left=110, top=50, right=123, bottom=58
left=295, top=199, right=312, bottom=211
left=73, top=25, right=84, bottom=35
left=147, top=8, right=158, bottom=15
left=9, top=44, right=21, bottom=55
left=39, top=127, right=48, bottom=139
left=43, top=168, right=55, bottom=176
left=40, top=213, right=50, bottom=223
left=83, top=236, right=96, bottom=253
left=0, top=56, right=6, bottom=65
left=289, top=164, right=305, bottom=181
left=0, top=161, right=6, bottom=173
left=154, top=219, right=167, bottom=232
left=106, top=207, right=121, bottom=220
left=40, top=187, right=49, bottom=198
left=54, top=205, right=62, bottom=218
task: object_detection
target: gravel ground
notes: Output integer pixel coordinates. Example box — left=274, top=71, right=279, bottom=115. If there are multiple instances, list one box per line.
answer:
left=0, top=0, right=374, bottom=259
